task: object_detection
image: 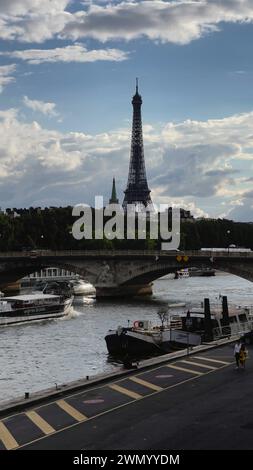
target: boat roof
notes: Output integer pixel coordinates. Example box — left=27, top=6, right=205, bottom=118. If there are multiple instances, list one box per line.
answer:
left=176, top=312, right=215, bottom=319
left=4, top=294, right=59, bottom=301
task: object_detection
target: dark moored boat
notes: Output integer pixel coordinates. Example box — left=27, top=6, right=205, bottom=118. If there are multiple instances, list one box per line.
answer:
left=105, top=320, right=201, bottom=357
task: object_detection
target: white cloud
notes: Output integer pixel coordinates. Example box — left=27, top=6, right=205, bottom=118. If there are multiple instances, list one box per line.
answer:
left=1, top=1, right=253, bottom=44
left=62, top=0, right=253, bottom=45
left=0, top=64, right=16, bottom=93
left=2, top=44, right=128, bottom=64
left=0, top=106, right=252, bottom=220
left=0, top=108, right=81, bottom=184
left=23, top=96, right=59, bottom=117
left=0, top=0, right=71, bottom=42
left=0, top=0, right=70, bottom=15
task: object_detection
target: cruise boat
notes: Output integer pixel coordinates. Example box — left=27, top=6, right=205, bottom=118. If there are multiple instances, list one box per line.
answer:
left=188, top=267, right=216, bottom=277
left=174, top=267, right=215, bottom=279
left=174, top=269, right=190, bottom=279
left=33, top=279, right=95, bottom=298
left=69, top=279, right=95, bottom=296
left=0, top=293, right=73, bottom=327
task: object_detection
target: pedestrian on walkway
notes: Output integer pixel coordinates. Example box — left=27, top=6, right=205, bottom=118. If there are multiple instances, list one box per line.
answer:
left=234, top=340, right=241, bottom=369
left=239, top=343, right=248, bottom=370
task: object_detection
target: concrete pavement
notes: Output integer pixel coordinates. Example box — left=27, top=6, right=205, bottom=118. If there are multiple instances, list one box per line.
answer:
left=1, top=342, right=252, bottom=450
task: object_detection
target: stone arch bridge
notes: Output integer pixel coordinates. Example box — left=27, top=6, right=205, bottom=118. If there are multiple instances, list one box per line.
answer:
left=0, top=250, right=252, bottom=297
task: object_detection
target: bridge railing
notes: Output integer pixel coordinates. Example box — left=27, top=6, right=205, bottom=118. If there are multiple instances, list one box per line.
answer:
left=0, top=249, right=252, bottom=258
left=0, top=249, right=188, bottom=257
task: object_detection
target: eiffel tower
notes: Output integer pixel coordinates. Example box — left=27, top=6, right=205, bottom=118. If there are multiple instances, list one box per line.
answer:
left=122, top=79, right=153, bottom=211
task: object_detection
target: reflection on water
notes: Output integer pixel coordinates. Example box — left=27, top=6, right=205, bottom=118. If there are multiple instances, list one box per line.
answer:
left=0, top=272, right=253, bottom=403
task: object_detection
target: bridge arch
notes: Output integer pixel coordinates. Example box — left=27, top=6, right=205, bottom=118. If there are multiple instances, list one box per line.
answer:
left=0, top=261, right=96, bottom=290
left=121, top=259, right=253, bottom=286
left=0, top=250, right=252, bottom=296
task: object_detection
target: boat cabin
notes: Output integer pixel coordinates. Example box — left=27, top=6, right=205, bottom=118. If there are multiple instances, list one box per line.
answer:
left=2, top=294, right=60, bottom=310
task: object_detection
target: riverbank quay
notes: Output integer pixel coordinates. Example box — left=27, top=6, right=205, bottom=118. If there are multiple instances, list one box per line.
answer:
left=0, top=335, right=237, bottom=419
left=1, top=335, right=250, bottom=450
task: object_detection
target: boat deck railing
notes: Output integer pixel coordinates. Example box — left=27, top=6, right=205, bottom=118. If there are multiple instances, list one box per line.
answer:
left=213, top=320, right=253, bottom=340
left=189, top=302, right=253, bottom=315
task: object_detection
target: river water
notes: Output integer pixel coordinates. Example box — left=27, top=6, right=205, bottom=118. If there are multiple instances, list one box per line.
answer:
left=0, top=272, right=252, bottom=404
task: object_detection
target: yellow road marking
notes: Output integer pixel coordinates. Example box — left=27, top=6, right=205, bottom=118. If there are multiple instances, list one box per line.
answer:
left=130, top=376, right=163, bottom=392
left=26, top=411, right=55, bottom=435
left=180, top=360, right=217, bottom=370
left=18, top=360, right=231, bottom=450
left=56, top=399, right=87, bottom=422
left=0, top=421, right=18, bottom=450
left=194, top=356, right=230, bottom=365
left=109, top=383, right=142, bottom=399
left=166, top=364, right=203, bottom=375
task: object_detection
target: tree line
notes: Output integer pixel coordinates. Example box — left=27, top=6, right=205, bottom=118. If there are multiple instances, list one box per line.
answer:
left=0, top=207, right=252, bottom=251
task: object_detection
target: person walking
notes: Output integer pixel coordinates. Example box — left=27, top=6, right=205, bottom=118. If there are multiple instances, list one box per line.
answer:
left=239, top=343, right=248, bottom=370
left=234, top=340, right=241, bottom=369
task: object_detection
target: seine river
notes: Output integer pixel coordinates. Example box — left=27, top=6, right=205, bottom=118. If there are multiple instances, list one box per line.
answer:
left=0, top=272, right=252, bottom=404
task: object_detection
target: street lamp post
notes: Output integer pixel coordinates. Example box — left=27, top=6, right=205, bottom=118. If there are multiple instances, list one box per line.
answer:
left=226, top=230, right=231, bottom=254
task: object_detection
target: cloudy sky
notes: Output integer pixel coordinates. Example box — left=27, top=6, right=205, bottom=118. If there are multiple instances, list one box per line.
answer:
left=0, top=0, right=253, bottom=221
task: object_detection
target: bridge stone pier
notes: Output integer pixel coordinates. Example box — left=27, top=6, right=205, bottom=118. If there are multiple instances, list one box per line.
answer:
left=0, top=250, right=253, bottom=298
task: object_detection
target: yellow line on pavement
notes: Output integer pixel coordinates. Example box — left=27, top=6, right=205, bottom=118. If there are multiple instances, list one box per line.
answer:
left=0, top=421, right=18, bottom=450
left=26, top=411, right=55, bottom=435
left=194, top=356, right=230, bottom=365
left=130, top=376, right=163, bottom=392
left=18, top=361, right=232, bottom=450
left=109, top=383, right=142, bottom=399
left=166, top=364, right=203, bottom=375
left=56, top=399, right=87, bottom=422
left=180, top=360, right=217, bottom=370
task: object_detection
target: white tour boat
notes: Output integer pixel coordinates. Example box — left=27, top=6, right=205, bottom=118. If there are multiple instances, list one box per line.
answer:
left=0, top=293, right=73, bottom=327
left=69, top=279, right=96, bottom=296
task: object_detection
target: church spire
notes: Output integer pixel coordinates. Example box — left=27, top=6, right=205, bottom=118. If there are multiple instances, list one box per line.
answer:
left=109, top=177, right=119, bottom=204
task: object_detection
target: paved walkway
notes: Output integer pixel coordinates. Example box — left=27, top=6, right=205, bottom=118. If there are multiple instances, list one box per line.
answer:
left=2, top=343, right=250, bottom=450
